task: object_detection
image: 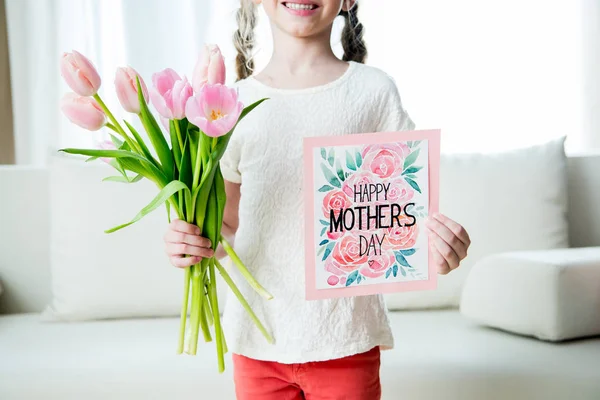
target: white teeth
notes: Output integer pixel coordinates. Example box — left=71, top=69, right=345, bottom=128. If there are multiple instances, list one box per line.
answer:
left=285, top=3, right=316, bottom=10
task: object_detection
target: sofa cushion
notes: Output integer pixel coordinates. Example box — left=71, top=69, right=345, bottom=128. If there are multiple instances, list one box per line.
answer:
left=44, top=154, right=227, bottom=321
left=460, top=247, right=600, bottom=341
left=384, top=137, right=569, bottom=310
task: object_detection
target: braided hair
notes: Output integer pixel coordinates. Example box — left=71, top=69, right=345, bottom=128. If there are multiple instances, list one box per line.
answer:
left=339, top=2, right=367, bottom=63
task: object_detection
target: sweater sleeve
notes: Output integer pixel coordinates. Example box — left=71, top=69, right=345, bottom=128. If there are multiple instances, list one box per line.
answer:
left=376, top=76, right=416, bottom=133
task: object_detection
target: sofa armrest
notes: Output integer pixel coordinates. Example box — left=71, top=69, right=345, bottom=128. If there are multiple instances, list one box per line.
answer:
left=460, top=247, right=600, bottom=341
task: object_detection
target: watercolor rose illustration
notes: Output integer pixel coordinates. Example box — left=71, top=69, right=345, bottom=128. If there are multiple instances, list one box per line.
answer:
left=317, top=141, right=425, bottom=287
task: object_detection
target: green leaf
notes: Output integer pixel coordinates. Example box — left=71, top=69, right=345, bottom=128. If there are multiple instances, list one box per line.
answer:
left=407, top=141, right=413, bottom=148
left=393, top=264, right=398, bottom=277
left=60, top=148, right=168, bottom=186
left=102, top=174, right=143, bottom=183
left=123, top=120, right=157, bottom=166
left=335, top=160, right=345, bottom=182
left=346, top=270, right=359, bottom=286
left=346, top=151, right=357, bottom=171
left=327, top=148, right=334, bottom=167
left=320, top=219, right=329, bottom=226
left=400, top=249, right=416, bottom=256
left=321, top=148, right=327, bottom=160
left=318, top=185, right=334, bottom=192
left=355, top=151, right=363, bottom=168
left=319, top=239, right=329, bottom=246
left=321, top=164, right=341, bottom=188
left=400, top=266, right=407, bottom=277
left=403, top=149, right=420, bottom=170
left=213, top=166, right=227, bottom=248
left=395, top=253, right=411, bottom=267
left=169, top=120, right=182, bottom=172
left=105, top=180, right=191, bottom=233
left=320, top=226, right=327, bottom=237
left=178, top=136, right=193, bottom=190
left=357, top=275, right=362, bottom=284
left=322, top=241, right=336, bottom=261
left=317, top=245, right=326, bottom=256
left=85, top=156, right=99, bottom=163
left=405, top=177, right=422, bottom=194
left=402, top=166, right=422, bottom=175
left=413, top=140, right=422, bottom=148
left=385, top=268, right=392, bottom=279
left=136, top=76, right=174, bottom=180
left=110, top=134, right=124, bottom=149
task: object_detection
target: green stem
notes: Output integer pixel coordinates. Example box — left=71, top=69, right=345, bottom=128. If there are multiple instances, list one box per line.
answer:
left=174, top=119, right=184, bottom=153
left=177, top=267, right=191, bottom=354
left=220, top=236, right=273, bottom=300
left=209, top=258, right=225, bottom=373
left=93, top=94, right=142, bottom=154
left=214, top=258, right=274, bottom=344
left=203, top=288, right=214, bottom=326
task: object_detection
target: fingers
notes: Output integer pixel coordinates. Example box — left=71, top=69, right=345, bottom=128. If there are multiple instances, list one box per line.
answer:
left=170, top=255, right=202, bottom=269
left=165, top=243, right=214, bottom=258
left=432, top=213, right=471, bottom=248
left=169, top=218, right=201, bottom=236
left=429, top=230, right=460, bottom=271
left=431, top=246, right=451, bottom=275
left=164, top=219, right=214, bottom=269
left=164, top=229, right=211, bottom=249
left=425, top=215, right=468, bottom=260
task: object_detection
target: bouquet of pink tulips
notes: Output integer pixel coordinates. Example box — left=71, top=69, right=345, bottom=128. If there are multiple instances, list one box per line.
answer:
left=59, top=45, right=273, bottom=372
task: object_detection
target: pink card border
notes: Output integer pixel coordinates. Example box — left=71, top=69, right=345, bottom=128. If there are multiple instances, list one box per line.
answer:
left=303, top=129, right=441, bottom=300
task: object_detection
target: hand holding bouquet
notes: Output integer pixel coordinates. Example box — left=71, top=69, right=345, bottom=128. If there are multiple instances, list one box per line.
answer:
left=59, top=45, right=273, bottom=372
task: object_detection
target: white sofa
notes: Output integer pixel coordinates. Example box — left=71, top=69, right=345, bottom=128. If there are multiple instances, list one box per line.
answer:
left=1, top=150, right=600, bottom=400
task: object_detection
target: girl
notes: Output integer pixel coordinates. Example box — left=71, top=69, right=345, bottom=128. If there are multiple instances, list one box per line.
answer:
left=164, top=1, right=471, bottom=399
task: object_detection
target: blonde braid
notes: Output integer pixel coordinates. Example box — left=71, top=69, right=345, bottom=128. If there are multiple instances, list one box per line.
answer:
left=234, top=0, right=258, bottom=81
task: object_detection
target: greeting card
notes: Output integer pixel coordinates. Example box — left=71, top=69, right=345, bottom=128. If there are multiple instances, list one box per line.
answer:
left=303, top=129, right=441, bottom=300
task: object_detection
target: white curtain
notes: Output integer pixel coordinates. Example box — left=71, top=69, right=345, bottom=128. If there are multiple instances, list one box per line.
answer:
left=5, top=0, right=596, bottom=165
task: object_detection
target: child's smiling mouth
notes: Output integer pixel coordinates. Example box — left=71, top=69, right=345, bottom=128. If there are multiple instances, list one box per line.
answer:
left=282, top=2, right=319, bottom=12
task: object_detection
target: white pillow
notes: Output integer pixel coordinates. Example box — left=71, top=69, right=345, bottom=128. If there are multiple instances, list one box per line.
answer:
left=460, top=248, right=600, bottom=341
left=44, top=154, right=227, bottom=321
left=384, top=137, right=569, bottom=310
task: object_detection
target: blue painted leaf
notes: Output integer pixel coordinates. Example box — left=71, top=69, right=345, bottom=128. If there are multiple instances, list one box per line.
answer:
left=322, top=242, right=336, bottom=261
left=416, top=206, right=424, bottom=211
left=321, top=164, right=341, bottom=188
left=403, top=149, right=420, bottom=170
left=327, top=148, right=335, bottom=167
left=320, top=219, right=329, bottom=226
left=346, top=270, right=359, bottom=286
left=405, top=177, right=422, bottom=194
left=357, top=275, right=362, bottom=284
left=402, top=166, right=422, bottom=175
left=355, top=151, right=363, bottom=168
left=318, top=185, right=334, bottom=192
left=400, top=266, right=407, bottom=277
left=335, top=160, right=345, bottom=182
left=346, top=151, right=357, bottom=171
left=319, top=239, right=329, bottom=246
left=395, top=252, right=411, bottom=267
left=393, top=264, right=398, bottom=277
left=385, top=268, right=392, bottom=279
left=320, top=226, right=327, bottom=237
left=321, top=148, right=327, bottom=160
left=400, top=249, right=416, bottom=256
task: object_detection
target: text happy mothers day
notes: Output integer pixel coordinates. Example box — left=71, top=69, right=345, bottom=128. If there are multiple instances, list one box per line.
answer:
left=329, top=183, right=416, bottom=256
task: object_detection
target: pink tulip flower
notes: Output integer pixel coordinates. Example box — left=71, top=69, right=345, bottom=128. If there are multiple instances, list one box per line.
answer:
left=60, top=93, right=107, bottom=131
left=185, top=84, right=243, bottom=138
left=150, top=68, right=193, bottom=120
left=115, top=67, right=149, bottom=114
left=192, top=44, right=226, bottom=92
left=60, top=51, right=102, bottom=96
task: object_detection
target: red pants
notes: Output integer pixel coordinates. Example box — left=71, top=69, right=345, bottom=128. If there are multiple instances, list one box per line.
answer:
left=232, top=346, right=381, bottom=400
